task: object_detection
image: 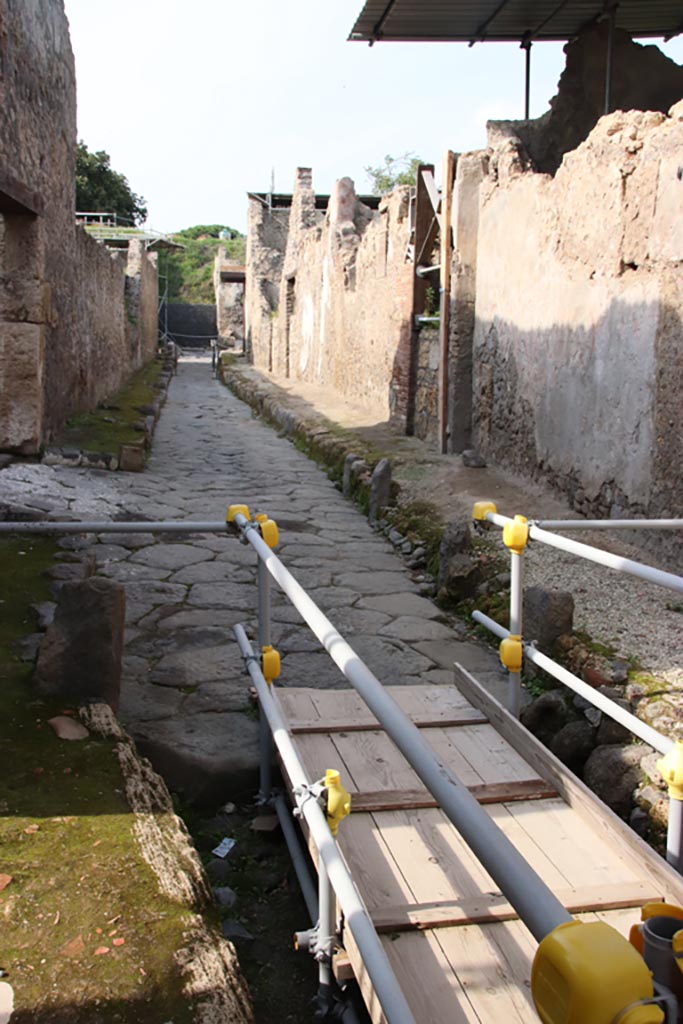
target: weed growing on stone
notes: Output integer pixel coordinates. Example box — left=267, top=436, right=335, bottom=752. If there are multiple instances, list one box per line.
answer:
left=57, top=356, right=167, bottom=455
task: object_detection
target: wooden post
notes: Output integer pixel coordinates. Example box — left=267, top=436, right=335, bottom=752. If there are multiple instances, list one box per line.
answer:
left=406, top=164, right=435, bottom=435
left=438, top=150, right=455, bottom=454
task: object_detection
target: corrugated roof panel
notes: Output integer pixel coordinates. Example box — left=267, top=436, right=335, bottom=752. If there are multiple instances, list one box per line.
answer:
left=349, top=0, right=683, bottom=42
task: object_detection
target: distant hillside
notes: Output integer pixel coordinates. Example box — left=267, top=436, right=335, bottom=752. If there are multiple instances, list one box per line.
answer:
left=161, top=224, right=246, bottom=304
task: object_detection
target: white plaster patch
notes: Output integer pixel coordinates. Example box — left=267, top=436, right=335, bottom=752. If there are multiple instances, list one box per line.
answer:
left=299, top=293, right=315, bottom=375
left=317, top=256, right=330, bottom=378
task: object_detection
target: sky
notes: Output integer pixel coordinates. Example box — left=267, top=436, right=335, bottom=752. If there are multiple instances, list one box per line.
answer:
left=63, top=1, right=683, bottom=235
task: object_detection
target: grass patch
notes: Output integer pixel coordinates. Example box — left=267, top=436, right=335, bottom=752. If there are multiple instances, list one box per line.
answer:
left=384, top=501, right=445, bottom=578
left=0, top=535, right=198, bottom=1022
left=55, top=357, right=167, bottom=456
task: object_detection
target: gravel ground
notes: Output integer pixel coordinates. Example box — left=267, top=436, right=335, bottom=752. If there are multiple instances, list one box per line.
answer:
left=524, top=537, right=683, bottom=687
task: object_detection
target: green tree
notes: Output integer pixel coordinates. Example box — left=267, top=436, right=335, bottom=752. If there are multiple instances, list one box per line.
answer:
left=75, top=141, right=148, bottom=225
left=364, top=152, right=424, bottom=195
left=159, top=225, right=246, bottom=304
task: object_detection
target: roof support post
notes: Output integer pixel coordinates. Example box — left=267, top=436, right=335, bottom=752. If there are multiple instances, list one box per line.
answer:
left=604, top=4, right=617, bottom=114
left=438, top=150, right=455, bottom=454
left=522, top=38, right=532, bottom=119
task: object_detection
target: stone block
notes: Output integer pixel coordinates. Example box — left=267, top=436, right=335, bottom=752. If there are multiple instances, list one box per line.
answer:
left=367, top=458, right=392, bottom=524
left=583, top=743, right=648, bottom=818
left=523, top=586, right=574, bottom=652
left=520, top=689, right=570, bottom=746
left=35, top=577, right=126, bottom=711
left=119, top=444, right=145, bottom=472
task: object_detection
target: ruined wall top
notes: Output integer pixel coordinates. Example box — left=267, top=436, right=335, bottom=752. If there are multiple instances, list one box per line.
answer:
left=488, top=24, right=683, bottom=175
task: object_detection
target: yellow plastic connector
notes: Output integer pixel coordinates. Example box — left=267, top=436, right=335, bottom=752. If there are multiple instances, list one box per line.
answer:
left=658, top=740, right=683, bottom=800
left=502, top=514, right=529, bottom=555
left=500, top=635, right=523, bottom=673
left=472, top=501, right=497, bottom=521
left=227, top=504, right=250, bottom=523
left=324, top=769, right=351, bottom=836
left=258, top=518, right=279, bottom=549
left=532, top=920, right=664, bottom=1024
left=629, top=901, right=683, bottom=956
left=261, top=645, right=281, bottom=685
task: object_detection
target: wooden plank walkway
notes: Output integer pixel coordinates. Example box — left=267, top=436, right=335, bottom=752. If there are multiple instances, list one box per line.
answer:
left=275, top=667, right=683, bottom=1024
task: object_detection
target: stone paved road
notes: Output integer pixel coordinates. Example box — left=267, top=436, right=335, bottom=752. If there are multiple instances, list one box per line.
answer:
left=0, top=356, right=503, bottom=802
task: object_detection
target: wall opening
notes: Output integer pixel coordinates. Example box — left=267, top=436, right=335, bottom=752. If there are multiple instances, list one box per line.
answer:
left=285, top=275, right=295, bottom=379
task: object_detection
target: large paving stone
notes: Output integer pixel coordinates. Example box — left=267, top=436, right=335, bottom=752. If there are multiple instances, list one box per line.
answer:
left=119, top=679, right=184, bottom=722
left=169, top=561, right=252, bottom=585
left=98, top=562, right=173, bottom=583
left=183, top=679, right=253, bottom=714
left=379, top=617, right=454, bottom=642
left=279, top=652, right=347, bottom=689
left=413, top=638, right=499, bottom=674
left=349, top=635, right=435, bottom=682
left=129, top=543, right=213, bottom=570
left=186, top=582, right=256, bottom=609
left=132, top=711, right=260, bottom=804
left=156, top=608, right=255, bottom=632
left=357, top=593, right=442, bottom=619
left=123, top=581, right=188, bottom=623
left=333, top=571, right=417, bottom=595
left=151, top=643, right=245, bottom=688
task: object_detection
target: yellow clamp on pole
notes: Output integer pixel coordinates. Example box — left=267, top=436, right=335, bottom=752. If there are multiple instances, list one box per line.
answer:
left=502, top=514, right=529, bottom=555
left=499, top=634, right=523, bottom=673
left=324, top=769, right=351, bottom=836
left=657, top=740, right=683, bottom=800
left=227, top=504, right=251, bottom=523
left=472, top=500, right=497, bottom=521
left=255, top=514, right=279, bottom=549
left=261, top=645, right=281, bottom=685
left=532, top=920, right=664, bottom=1024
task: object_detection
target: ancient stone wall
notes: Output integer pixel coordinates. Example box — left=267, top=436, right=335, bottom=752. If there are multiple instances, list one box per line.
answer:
left=469, top=105, right=683, bottom=537
left=244, top=198, right=289, bottom=368
left=245, top=170, right=414, bottom=426
left=213, top=249, right=244, bottom=343
left=0, top=0, right=158, bottom=450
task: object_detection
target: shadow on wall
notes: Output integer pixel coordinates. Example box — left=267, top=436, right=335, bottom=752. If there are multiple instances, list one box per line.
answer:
left=472, top=296, right=683, bottom=566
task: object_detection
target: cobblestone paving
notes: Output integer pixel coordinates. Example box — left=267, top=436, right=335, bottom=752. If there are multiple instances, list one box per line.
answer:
left=0, top=356, right=504, bottom=802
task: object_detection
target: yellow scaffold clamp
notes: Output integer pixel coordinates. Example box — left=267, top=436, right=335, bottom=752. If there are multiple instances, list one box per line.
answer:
left=502, top=514, right=529, bottom=555
left=261, top=645, right=281, bottom=685
left=472, top=500, right=497, bottom=522
left=254, top=513, right=279, bottom=549
left=532, top=920, right=665, bottom=1024
left=227, top=504, right=251, bottom=524
left=499, top=634, right=523, bottom=672
left=324, top=769, right=351, bottom=836
left=657, top=740, right=683, bottom=801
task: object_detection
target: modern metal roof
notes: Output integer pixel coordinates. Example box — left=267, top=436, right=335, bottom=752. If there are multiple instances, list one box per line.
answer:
left=348, top=1, right=683, bottom=44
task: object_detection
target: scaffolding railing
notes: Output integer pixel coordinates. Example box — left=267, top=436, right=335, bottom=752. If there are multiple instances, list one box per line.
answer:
left=1, top=510, right=678, bottom=1023
left=471, top=502, right=683, bottom=875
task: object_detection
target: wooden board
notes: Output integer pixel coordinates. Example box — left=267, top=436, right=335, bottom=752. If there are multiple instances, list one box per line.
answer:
left=276, top=681, right=683, bottom=1024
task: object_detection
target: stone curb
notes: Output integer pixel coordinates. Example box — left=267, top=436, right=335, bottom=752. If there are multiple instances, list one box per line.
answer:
left=41, top=356, right=175, bottom=474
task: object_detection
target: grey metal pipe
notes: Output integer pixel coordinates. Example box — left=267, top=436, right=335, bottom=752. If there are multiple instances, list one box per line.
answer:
left=273, top=794, right=318, bottom=922
left=485, top=512, right=683, bottom=595
left=536, top=519, right=683, bottom=532
left=318, top=860, right=335, bottom=994
left=508, top=550, right=523, bottom=718
left=472, top=610, right=673, bottom=756
left=667, top=799, right=683, bottom=875
left=258, top=559, right=273, bottom=801
left=234, top=516, right=572, bottom=943
left=0, top=520, right=228, bottom=535
left=234, top=624, right=417, bottom=1024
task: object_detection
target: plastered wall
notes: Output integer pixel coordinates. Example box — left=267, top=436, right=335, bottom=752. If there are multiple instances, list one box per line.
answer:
left=470, top=106, right=683, bottom=530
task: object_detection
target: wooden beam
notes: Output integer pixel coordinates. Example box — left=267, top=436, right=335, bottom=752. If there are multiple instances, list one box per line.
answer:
left=453, top=664, right=683, bottom=904
left=419, top=169, right=441, bottom=217
left=370, top=882, right=662, bottom=934
left=289, top=709, right=489, bottom=734
left=438, top=150, right=456, bottom=454
left=351, top=778, right=558, bottom=813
